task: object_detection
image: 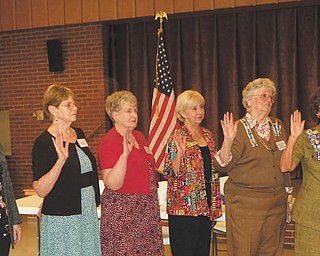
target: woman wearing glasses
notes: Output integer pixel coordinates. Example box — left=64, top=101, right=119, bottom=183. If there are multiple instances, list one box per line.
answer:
left=217, top=78, right=291, bottom=256
left=32, top=84, right=101, bottom=256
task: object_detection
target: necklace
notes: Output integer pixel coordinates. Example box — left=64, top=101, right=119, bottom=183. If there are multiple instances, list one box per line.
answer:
left=252, top=126, right=277, bottom=151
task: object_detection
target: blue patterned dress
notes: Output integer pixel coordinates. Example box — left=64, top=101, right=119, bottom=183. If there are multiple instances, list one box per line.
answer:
left=40, top=147, right=101, bottom=256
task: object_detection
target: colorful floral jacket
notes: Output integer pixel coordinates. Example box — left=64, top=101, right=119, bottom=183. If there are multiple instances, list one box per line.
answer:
left=163, top=125, right=222, bottom=220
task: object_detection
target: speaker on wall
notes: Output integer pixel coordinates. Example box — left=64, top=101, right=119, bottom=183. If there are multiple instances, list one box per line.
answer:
left=46, top=39, right=64, bottom=72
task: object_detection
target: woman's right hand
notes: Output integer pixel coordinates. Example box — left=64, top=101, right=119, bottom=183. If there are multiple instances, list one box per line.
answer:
left=173, top=129, right=186, bottom=156
left=122, top=130, right=135, bottom=158
left=280, top=110, right=305, bottom=172
left=52, top=131, right=69, bottom=162
left=34, top=132, right=69, bottom=198
left=290, top=110, right=305, bottom=139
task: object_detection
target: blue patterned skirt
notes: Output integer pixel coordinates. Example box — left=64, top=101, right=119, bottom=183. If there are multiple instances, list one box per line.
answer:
left=40, top=186, right=101, bottom=256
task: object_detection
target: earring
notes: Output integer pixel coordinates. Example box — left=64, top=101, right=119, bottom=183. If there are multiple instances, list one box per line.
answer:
left=54, top=118, right=58, bottom=124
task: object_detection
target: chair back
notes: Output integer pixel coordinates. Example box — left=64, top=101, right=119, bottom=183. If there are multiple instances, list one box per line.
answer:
left=158, top=181, right=168, bottom=205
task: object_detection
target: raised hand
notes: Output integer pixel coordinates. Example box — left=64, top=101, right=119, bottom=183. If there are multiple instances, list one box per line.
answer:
left=173, top=129, right=187, bottom=156
left=220, top=112, right=238, bottom=142
left=290, top=110, right=305, bottom=138
left=52, top=131, right=69, bottom=162
left=122, top=130, right=135, bottom=158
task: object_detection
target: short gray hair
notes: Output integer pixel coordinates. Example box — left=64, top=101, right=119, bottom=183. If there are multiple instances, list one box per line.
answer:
left=242, top=78, right=276, bottom=110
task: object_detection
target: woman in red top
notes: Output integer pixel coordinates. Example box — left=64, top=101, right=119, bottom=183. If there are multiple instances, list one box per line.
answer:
left=98, top=91, right=164, bottom=256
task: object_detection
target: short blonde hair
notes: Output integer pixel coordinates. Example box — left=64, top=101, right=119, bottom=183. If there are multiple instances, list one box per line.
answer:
left=175, top=90, right=205, bottom=122
left=105, top=91, right=137, bottom=122
left=42, top=84, right=75, bottom=120
left=242, top=78, right=276, bottom=110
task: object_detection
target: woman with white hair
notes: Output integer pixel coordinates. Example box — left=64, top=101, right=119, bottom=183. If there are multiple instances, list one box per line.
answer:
left=218, top=78, right=291, bottom=256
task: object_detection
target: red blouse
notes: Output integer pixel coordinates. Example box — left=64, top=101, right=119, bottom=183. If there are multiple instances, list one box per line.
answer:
left=98, top=127, right=156, bottom=194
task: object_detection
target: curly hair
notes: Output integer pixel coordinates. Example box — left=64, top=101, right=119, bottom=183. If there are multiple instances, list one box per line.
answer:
left=242, top=78, right=276, bottom=110
left=105, top=91, right=137, bottom=123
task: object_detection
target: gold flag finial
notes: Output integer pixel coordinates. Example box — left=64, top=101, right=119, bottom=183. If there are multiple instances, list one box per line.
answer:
left=155, top=11, right=168, bottom=32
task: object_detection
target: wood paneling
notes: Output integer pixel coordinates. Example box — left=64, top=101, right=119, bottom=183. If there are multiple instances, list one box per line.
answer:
left=174, top=0, right=194, bottom=13
left=215, top=0, right=235, bottom=9
left=100, top=0, right=118, bottom=20
left=194, top=0, right=214, bottom=11
left=31, top=0, right=48, bottom=28
left=155, top=0, right=174, bottom=15
left=48, top=0, right=65, bottom=26
left=82, top=0, right=99, bottom=22
left=16, top=0, right=32, bottom=30
left=235, top=0, right=257, bottom=7
left=0, top=0, right=306, bottom=32
left=0, top=0, right=15, bottom=31
left=136, top=0, right=154, bottom=17
left=65, top=0, right=81, bottom=24
left=257, top=0, right=278, bottom=4
left=117, top=0, right=135, bottom=19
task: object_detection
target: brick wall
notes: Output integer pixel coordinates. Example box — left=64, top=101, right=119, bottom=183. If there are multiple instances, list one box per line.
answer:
left=284, top=222, right=295, bottom=249
left=0, top=23, right=107, bottom=198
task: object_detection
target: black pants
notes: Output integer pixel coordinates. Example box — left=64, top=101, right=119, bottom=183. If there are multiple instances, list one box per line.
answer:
left=0, top=235, right=10, bottom=256
left=169, top=215, right=212, bottom=256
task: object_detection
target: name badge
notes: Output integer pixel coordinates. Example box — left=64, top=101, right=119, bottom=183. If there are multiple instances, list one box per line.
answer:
left=186, top=140, right=198, bottom=148
left=77, top=138, right=88, bottom=148
left=144, top=146, right=153, bottom=154
left=276, top=140, right=286, bottom=151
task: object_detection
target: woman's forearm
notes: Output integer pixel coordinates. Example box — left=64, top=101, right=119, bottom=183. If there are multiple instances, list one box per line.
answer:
left=33, top=158, right=65, bottom=197
left=280, top=135, right=299, bottom=172
left=102, top=153, right=128, bottom=190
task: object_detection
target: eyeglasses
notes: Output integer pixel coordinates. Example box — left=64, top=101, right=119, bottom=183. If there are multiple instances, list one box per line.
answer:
left=252, top=93, right=275, bottom=103
left=59, top=102, right=77, bottom=109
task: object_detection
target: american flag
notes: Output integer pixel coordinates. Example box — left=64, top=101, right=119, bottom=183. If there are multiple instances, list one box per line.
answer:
left=149, top=28, right=178, bottom=173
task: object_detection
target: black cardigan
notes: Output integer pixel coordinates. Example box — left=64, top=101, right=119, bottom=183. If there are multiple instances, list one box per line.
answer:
left=32, top=127, right=100, bottom=215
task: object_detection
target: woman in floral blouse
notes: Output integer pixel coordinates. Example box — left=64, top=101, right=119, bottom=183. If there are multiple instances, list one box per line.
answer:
left=164, top=90, right=236, bottom=256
